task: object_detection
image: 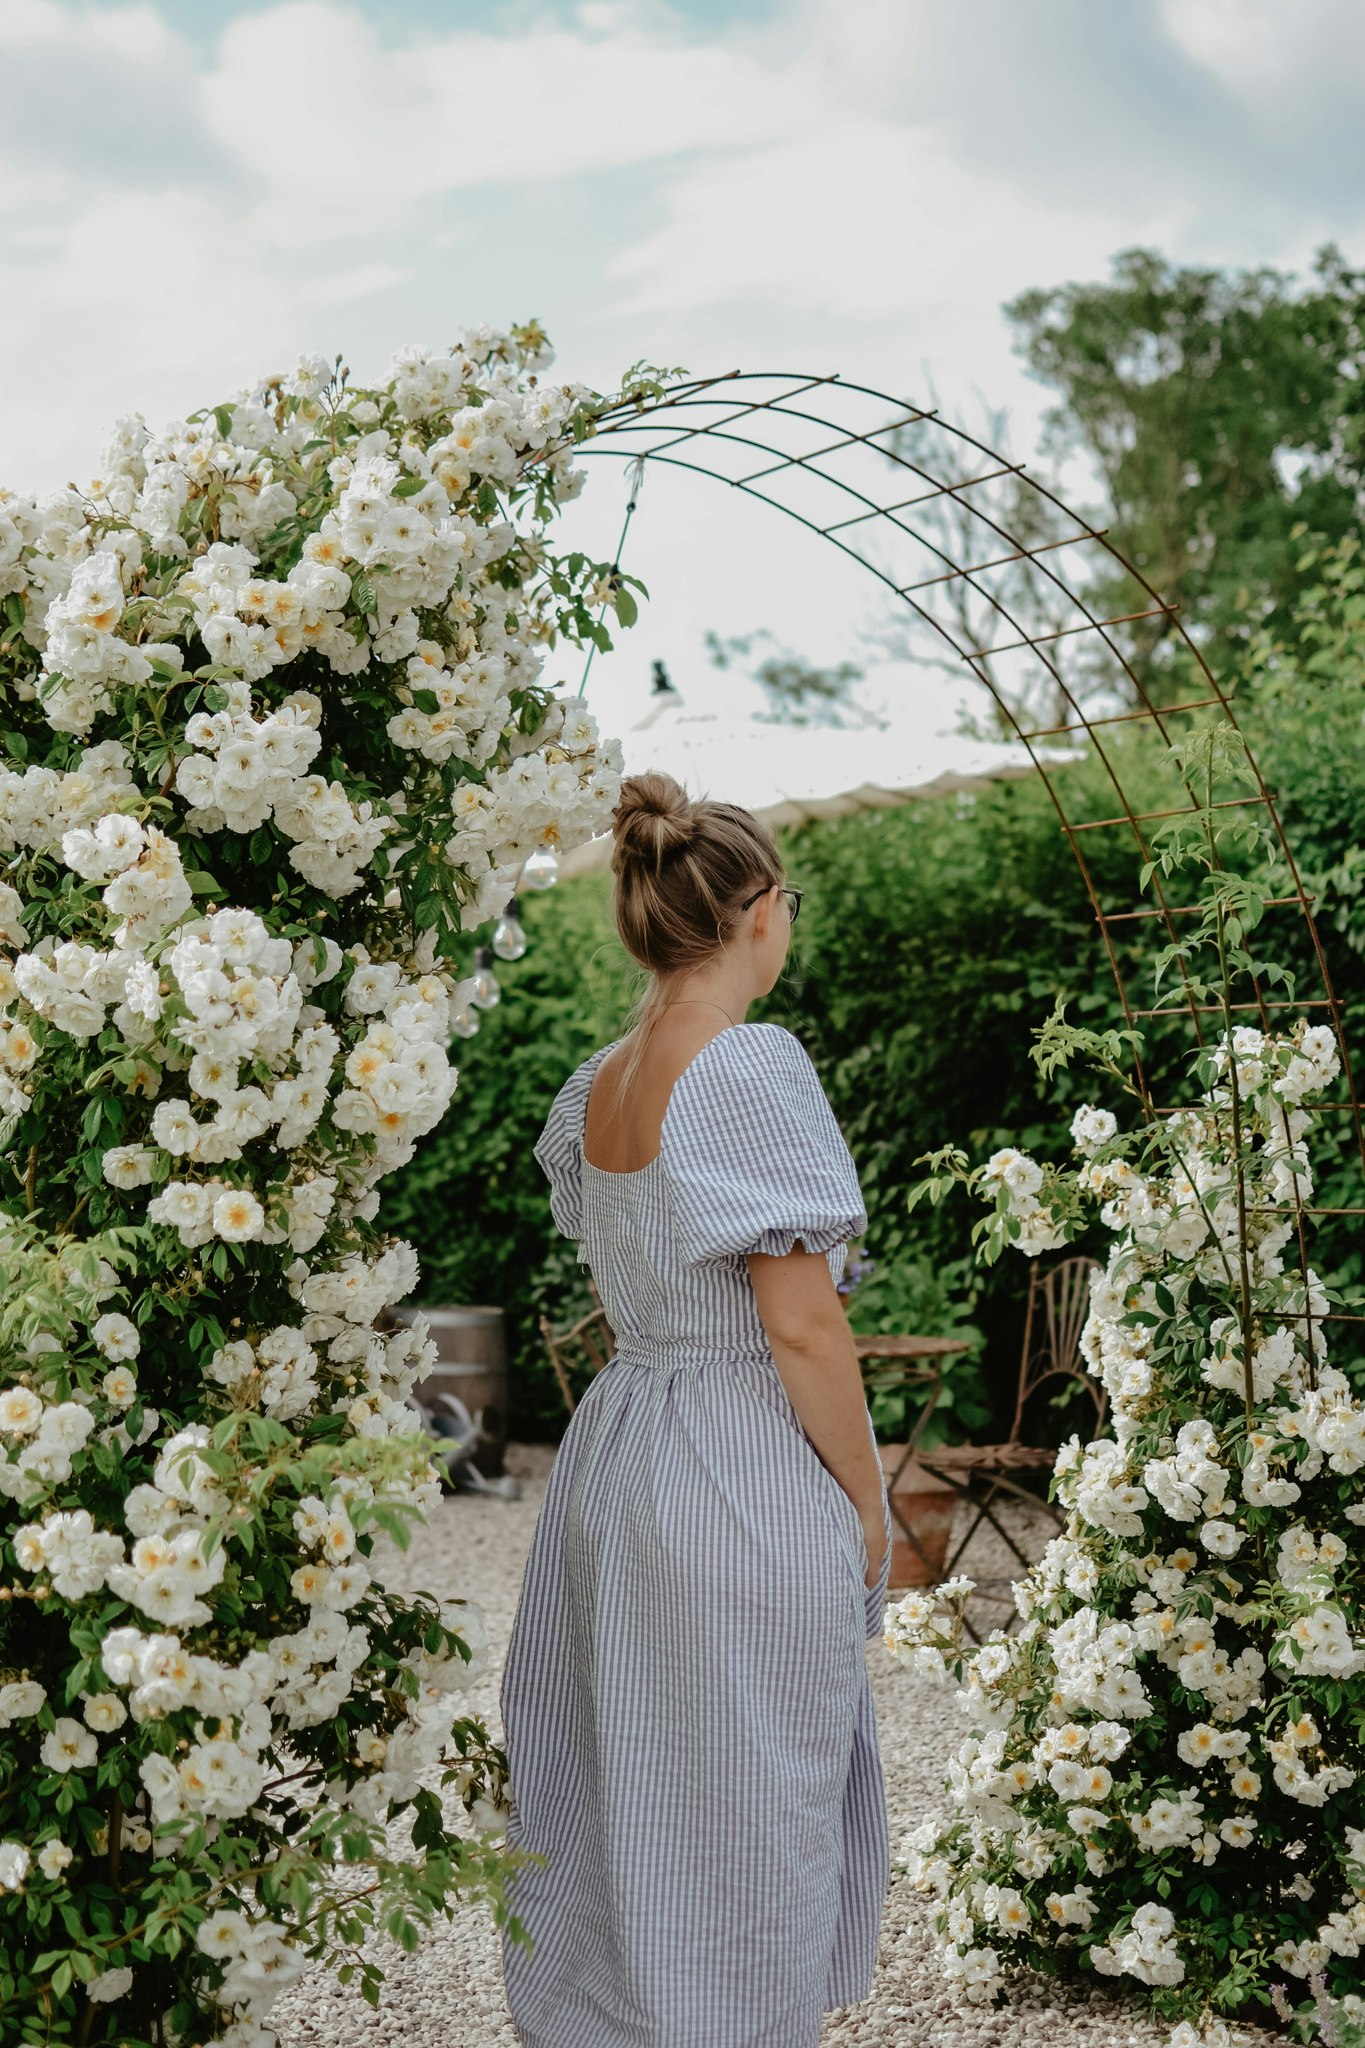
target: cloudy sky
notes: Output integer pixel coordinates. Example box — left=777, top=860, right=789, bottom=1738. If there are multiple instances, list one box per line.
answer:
left=4, top=0, right=1365, bottom=742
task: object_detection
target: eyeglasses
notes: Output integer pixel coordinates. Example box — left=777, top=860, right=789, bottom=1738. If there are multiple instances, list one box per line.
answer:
left=739, top=884, right=803, bottom=926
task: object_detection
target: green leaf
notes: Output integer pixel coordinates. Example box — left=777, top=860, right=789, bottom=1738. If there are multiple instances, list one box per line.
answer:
left=184, top=869, right=227, bottom=897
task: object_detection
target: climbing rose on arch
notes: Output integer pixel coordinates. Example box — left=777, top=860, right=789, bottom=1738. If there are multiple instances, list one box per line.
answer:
left=887, top=1018, right=1365, bottom=2042
left=0, top=324, right=647, bottom=2042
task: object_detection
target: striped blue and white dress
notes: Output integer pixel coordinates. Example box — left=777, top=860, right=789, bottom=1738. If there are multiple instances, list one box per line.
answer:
left=499, top=1022, right=894, bottom=2048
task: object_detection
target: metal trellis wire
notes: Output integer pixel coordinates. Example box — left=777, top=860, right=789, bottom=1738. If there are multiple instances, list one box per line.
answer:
left=551, top=368, right=1365, bottom=1344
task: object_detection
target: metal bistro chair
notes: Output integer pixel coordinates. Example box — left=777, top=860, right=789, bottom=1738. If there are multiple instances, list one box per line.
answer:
left=920, top=1254, right=1104, bottom=1585
left=541, top=1280, right=615, bottom=1416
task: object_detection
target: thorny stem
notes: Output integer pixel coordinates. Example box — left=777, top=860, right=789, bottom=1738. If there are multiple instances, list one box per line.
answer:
left=261, top=1762, right=328, bottom=1796
left=1195, top=750, right=1258, bottom=1427
left=1059, top=1044, right=1239, bottom=1296
left=1151, top=1118, right=1239, bottom=1297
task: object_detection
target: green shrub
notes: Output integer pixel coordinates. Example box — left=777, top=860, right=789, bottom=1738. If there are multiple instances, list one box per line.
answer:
left=379, top=870, right=631, bottom=1436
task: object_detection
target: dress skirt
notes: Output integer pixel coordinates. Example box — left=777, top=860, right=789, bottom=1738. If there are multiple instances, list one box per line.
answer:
left=500, top=1023, right=894, bottom=2048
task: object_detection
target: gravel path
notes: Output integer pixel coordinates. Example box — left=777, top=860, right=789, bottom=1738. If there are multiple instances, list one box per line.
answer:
left=275, top=1445, right=1272, bottom=2048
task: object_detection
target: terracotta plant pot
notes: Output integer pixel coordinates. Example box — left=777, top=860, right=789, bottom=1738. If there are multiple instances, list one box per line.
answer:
left=877, top=1447, right=960, bottom=1589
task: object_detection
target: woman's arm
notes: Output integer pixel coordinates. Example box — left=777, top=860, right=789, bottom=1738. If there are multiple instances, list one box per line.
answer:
left=747, top=1244, right=888, bottom=1588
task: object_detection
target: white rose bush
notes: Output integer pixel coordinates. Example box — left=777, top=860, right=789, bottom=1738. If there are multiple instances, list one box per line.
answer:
left=888, top=731, right=1365, bottom=2043
left=0, top=327, right=649, bottom=2045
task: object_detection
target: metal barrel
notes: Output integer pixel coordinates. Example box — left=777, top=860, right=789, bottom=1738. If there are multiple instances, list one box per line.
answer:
left=394, top=1304, right=509, bottom=1477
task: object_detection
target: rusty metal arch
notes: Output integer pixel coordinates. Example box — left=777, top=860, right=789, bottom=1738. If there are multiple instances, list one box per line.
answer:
left=573, top=368, right=1365, bottom=1310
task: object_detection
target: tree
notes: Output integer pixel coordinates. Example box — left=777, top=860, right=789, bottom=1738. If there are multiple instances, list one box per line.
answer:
left=1006, top=245, right=1365, bottom=684
left=704, top=629, right=874, bottom=727
left=868, top=400, right=1100, bottom=739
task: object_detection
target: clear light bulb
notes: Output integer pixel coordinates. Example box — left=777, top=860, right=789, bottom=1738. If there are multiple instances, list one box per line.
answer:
left=450, top=1005, right=480, bottom=1039
left=470, top=947, right=501, bottom=1010
left=521, top=845, right=559, bottom=891
left=491, top=896, right=528, bottom=962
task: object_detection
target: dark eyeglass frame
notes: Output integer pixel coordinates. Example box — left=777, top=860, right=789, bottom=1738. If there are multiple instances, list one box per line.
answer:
left=739, top=883, right=803, bottom=926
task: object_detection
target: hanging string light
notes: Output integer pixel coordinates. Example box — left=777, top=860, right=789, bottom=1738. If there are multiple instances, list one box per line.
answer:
left=577, top=452, right=648, bottom=701
left=520, top=844, right=559, bottom=891
left=456, top=859, right=545, bottom=1041
left=469, top=947, right=501, bottom=1011
left=491, top=896, right=528, bottom=961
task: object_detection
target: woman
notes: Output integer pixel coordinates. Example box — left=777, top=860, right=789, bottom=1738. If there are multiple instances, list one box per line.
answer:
left=499, top=771, right=893, bottom=2048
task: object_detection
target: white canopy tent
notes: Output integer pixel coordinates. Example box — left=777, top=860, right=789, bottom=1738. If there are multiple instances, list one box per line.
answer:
left=557, top=689, right=1045, bottom=879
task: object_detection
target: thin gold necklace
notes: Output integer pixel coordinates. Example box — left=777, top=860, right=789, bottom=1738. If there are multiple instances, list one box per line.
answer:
left=661, top=997, right=738, bottom=1027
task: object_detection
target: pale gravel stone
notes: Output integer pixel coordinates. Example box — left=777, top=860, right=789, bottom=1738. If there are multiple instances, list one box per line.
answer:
left=276, top=1445, right=1278, bottom=2048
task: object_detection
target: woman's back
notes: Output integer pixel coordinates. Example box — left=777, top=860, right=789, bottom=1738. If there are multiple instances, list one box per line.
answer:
left=579, top=1013, right=707, bottom=1175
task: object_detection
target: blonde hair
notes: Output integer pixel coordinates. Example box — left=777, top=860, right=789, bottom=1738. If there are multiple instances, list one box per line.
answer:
left=603, top=771, right=784, bottom=1105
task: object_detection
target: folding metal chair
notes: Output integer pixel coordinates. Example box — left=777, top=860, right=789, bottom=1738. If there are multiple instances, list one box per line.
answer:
left=920, top=1254, right=1104, bottom=1586
left=540, top=1280, right=616, bottom=1416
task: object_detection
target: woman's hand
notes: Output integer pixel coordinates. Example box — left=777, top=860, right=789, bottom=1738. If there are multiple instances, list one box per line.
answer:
left=860, top=1506, right=888, bottom=1590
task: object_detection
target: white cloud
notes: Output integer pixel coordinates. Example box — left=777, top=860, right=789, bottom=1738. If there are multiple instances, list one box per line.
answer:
left=0, top=186, right=406, bottom=488
left=4, top=0, right=176, bottom=61
left=606, top=113, right=1176, bottom=329
left=1159, top=0, right=1365, bottom=128
left=197, top=0, right=820, bottom=233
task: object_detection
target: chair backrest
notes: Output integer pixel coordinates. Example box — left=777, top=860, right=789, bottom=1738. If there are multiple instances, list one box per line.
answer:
left=540, top=1282, right=616, bottom=1414
left=1009, top=1254, right=1105, bottom=1446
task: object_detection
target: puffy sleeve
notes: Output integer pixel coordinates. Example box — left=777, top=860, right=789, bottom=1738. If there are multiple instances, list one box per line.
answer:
left=532, top=1044, right=616, bottom=1252
left=660, top=1024, right=866, bottom=1267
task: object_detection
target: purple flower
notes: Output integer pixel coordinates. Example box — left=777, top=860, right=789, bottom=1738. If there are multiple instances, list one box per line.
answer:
left=837, top=1251, right=875, bottom=1298
left=1311, top=1972, right=1339, bottom=2048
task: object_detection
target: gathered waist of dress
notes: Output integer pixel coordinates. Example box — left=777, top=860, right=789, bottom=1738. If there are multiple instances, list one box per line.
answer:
left=611, top=1332, right=774, bottom=1372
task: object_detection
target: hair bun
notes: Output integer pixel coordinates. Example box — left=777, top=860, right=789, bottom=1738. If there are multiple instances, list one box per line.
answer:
left=611, top=771, right=695, bottom=872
